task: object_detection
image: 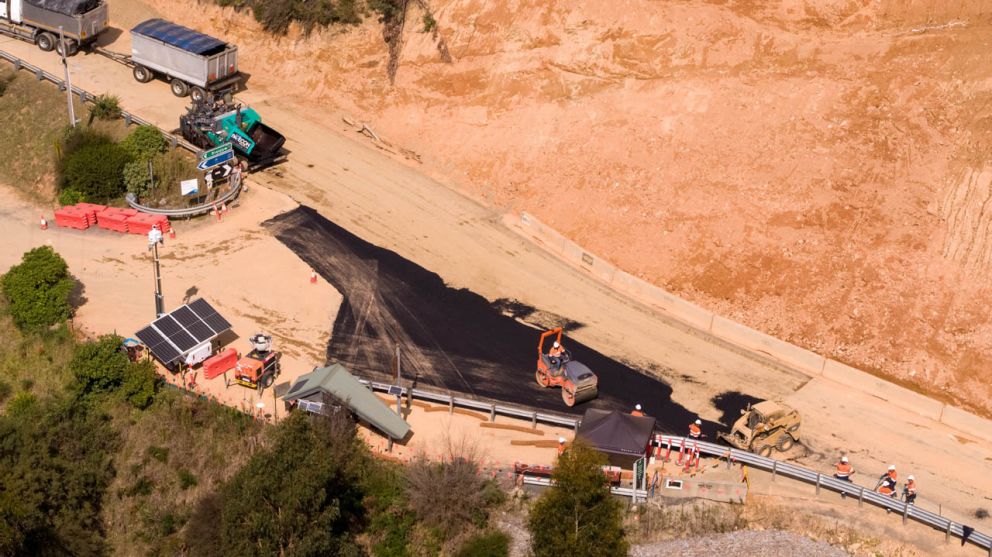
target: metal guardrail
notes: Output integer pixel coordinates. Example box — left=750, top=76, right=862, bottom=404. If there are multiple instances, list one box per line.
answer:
left=657, top=435, right=992, bottom=553
left=124, top=169, right=243, bottom=217
left=359, top=379, right=580, bottom=429
left=521, top=475, right=649, bottom=499
left=0, top=50, right=198, bottom=153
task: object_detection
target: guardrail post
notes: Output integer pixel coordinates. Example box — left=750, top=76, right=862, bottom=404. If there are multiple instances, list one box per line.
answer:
left=771, top=461, right=777, bottom=482
left=815, top=473, right=821, bottom=496
left=531, top=412, right=537, bottom=428
left=35, top=68, right=42, bottom=81
left=858, top=487, right=864, bottom=508
left=170, top=136, right=178, bottom=149
left=448, top=395, right=453, bottom=415
left=78, top=90, right=87, bottom=102
left=902, top=502, right=909, bottom=525
left=13, top=60, right=21, bottom=70
left=945, top=521, right=952, bottom=543
left=490, top=404, right=496, bottom=422
left=124, top=113, right=132, bottom=126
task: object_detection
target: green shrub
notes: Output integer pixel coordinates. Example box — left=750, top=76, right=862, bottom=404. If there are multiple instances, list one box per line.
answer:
left=70, top=335, right=158, bottom=408
left=455, top=530, right=510, bottom=557
left=147, top=445, right=169, bottom=463
left=177, top=468, right=198, bottom=490
left=61, top=141, right=130, bottom=201
left=148, top=150, right=196, bottom=197
left=6, top=391, right=37, bottom=416
left=57, top=188, right=84, bottom=206
left=0, top=246, right=74, bottom=332
left=251, top=0, right=361, bottom=34
left=126, top=476, right=155, bottom=497
left=120, top=125, right=166, bottom=161
left=422, top=13, right=436, bottom=33
left=123, top=159, right=152, bottom=196
left=88, top=93, right=121, bottom=124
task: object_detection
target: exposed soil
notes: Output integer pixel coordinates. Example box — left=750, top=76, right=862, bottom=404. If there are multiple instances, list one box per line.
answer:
left=143, top=0, right=992, bottom=416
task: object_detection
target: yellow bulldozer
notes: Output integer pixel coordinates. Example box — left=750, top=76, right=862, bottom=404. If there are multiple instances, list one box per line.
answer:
left=717, top=400, right=801, bottom=457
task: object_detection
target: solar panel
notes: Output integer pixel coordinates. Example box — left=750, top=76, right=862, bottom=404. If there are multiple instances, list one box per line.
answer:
left=135, top=298, right=232, bottom=364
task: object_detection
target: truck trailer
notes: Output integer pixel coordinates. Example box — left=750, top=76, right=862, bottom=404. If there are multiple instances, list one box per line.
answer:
left=127, top=18, right=240, bottom=102
left=0, top=0, right=108, bottom=55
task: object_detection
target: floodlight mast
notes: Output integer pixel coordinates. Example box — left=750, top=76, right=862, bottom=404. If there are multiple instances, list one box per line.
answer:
left=148, top=226, right=164, bottom=318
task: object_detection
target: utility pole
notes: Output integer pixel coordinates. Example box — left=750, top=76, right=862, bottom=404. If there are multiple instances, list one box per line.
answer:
left=58, top=26, right=76, bottom=128
left=148, top=226, right=164, bottom=317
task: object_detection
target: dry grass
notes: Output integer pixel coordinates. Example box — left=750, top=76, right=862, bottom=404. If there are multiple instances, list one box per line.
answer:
left=0, top=297, right=76, bottom=408
left=101, top=390, right=266, bottom=556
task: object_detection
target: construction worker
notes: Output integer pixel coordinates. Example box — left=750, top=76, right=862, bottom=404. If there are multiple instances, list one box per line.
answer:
left=877, top=465, right=898, bottom=497
left=688, top=419, right=702, bottom=439
left=834, top=456, right=855, bottom=482
left=557, top=436, right=566, bottom=456
left=631, top=404, right=645, bottom=417
left=548, top=341, right=565, bottom=371
left=904, top=475, right=917, bottom=504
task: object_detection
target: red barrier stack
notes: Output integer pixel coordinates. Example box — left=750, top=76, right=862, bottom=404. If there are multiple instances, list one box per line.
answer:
left=54, top=206, right=91, bottom=229
left=126, top=212, right=171, bottom=235
left=73, top=203, right=107, bottom=224
left=202, top=348, right=239, bottom=380
left=96, top=207, right=138, bottom=233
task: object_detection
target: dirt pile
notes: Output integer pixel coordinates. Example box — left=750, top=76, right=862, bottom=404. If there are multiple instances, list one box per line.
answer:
left=142, top=0, right=992, bottom=415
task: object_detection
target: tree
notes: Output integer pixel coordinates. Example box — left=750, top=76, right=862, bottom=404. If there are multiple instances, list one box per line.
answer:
left=197, top=412, right=369, bottom=556
left=0, top=247, right=74, bottom=332
left=70, top=334, right=158, bottom=408
left=0, top=397, right=120, bottom=555
left=60, top=142, right=130, bottom=201
left=119, top=125, right=166, bottom=162
left=406, top=451, right=504, bottom=539
left=527, top=441, right=628, bottom=557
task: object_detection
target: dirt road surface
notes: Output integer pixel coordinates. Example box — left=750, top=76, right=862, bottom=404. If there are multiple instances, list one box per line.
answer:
left=2, top=14, right=991, bottom=538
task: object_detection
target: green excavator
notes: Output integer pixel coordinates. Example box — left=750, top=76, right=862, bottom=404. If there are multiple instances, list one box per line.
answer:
left=179, top=96, right=286, bottom=168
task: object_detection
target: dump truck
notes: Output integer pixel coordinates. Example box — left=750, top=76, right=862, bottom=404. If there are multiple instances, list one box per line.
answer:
left=179, top=97, right=286, bottom=167
left=534, top=327, right=599, bottom=407
left=0, top=0, right=108, bottom=55
left=717, top=400, right=801, bottom=457
left=233, top=332, right=281, bottom=390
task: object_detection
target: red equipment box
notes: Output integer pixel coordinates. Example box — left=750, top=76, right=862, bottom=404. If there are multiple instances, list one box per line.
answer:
left=202, top=348, right=239, bottom=380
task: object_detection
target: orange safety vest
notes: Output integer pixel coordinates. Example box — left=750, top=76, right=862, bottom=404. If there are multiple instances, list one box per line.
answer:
left=888, top=470, right=898, bottom=483
left=906, top=480, right=916, bottom=495
left=631, top=410, right=645, bottom=417
left=835, top=462, right=853, bottom=477
left=688, top=423, right=701, bottom=438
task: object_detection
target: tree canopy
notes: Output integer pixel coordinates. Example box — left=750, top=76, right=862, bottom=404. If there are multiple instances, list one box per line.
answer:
left=0, top=246, right=74, bottom=332
left=70, top=334, right=158, bottom=409
left=527, top=441, right=628, bottom=557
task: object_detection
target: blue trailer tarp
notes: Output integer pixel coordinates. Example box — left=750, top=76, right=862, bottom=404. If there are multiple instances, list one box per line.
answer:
left=131, top=18, right=226, bottom=55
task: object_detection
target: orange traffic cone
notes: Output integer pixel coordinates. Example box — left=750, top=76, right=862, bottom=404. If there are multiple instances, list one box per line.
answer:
left=310, top=270, right=318, bottom=284
left=40, top=215, right=48, bottom=230
left=169, top=227, right=176, bottom=239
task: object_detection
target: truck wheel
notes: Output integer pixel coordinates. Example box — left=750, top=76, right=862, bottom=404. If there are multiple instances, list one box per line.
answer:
left=36, top=32, right=56, bottom=52
left=261, top=373, right=275, bottom=389
left=133, top=66, right=154, bottom=83
left=55, top=39, right=78, bottom=57
left=535, top=369, right=549, bottom=388
left=756, top=445, right=773, bottom=457
left=170, top=78, right=190, bottom=97
left=190, top=87, right=208, bottom=103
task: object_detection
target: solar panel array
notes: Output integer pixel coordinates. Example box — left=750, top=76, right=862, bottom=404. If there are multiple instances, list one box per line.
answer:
left=135, top=298, right=232, bottom=364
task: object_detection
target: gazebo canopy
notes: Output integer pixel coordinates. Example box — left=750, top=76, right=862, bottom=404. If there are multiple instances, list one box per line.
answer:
left=577, top=408, right=656, bottom=457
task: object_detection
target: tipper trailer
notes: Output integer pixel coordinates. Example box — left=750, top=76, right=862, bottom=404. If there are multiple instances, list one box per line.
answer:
left=0, top=0, right=108, bottom=55
left=96, top=18, right=241, bottom=103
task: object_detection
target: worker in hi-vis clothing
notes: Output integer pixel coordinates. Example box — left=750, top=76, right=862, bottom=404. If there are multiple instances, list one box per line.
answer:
left=631, top=404, right=645, bottom=417
left=904, top=475, right=917, bottom=505
left=688, top=419, right=702, bottom=439
left=834, top=456, right=855, bottom=482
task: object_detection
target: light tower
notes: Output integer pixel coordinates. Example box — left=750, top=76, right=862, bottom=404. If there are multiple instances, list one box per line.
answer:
left=148, top=224, right=164, bottom=317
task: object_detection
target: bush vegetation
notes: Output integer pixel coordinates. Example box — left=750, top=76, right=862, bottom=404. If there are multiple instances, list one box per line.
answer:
left=87, top=93, right=122, bottom=124
left=60, top=140, right=130, bottom=201
left=0, top=246, right=74, bottom=332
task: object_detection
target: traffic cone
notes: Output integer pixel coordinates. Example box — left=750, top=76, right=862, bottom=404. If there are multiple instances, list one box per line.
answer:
left=169, top=228, right=176, bottom=239
left=40, top=215, right=47, bottom=230
left=220, top=202, right=227, bottom=214
left=310, top=270, right=317, bottom=284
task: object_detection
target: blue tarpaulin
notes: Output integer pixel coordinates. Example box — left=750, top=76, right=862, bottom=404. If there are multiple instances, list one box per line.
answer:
left=131, top=18, right=226, bottom=55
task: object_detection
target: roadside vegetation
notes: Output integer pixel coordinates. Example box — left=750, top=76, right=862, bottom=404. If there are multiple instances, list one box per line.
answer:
left=0, top=69, right=196, bottom=207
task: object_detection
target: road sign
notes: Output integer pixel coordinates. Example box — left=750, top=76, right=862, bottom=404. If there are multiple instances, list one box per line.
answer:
left=202, top=143, right=233, bottom=160
left=209, top=164, right=232, bottom=182
left=197, top=149, right=235, bottom=171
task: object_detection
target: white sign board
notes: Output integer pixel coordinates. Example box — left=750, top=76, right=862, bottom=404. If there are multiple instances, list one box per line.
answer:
left=180, top=178, right=199, bottom=196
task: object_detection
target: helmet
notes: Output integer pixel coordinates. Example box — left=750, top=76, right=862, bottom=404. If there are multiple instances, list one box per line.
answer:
left=907, top=475, right=914, bottom=481
left=841, top=456, right=848, bottom=463
left=694, top=419, right=701, bottom=425
left=635, top=404, right=642, bottom=410
left=553, top=341, right=560, bottom=348
left=558, top=437, right=565, bottom=443
left=888, top=465, right=896, bottom=471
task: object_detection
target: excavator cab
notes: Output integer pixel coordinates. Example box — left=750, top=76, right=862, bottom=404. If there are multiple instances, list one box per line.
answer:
left=534, top=327, right=598, bottom=407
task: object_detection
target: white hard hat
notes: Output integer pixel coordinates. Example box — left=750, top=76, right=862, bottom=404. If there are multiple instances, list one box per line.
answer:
left=841, top=456, right=848, bottom=463
left=553, top=341, right=560, bottom=348
left=694, top=419, right=701, bottom=425
left=888, top=465, right=896, bottom=471
left=907, top=475, right=914, bottom=481
left=635, top=404, right=642, bottom=410
left=558, top=437, right=565, bottom=443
